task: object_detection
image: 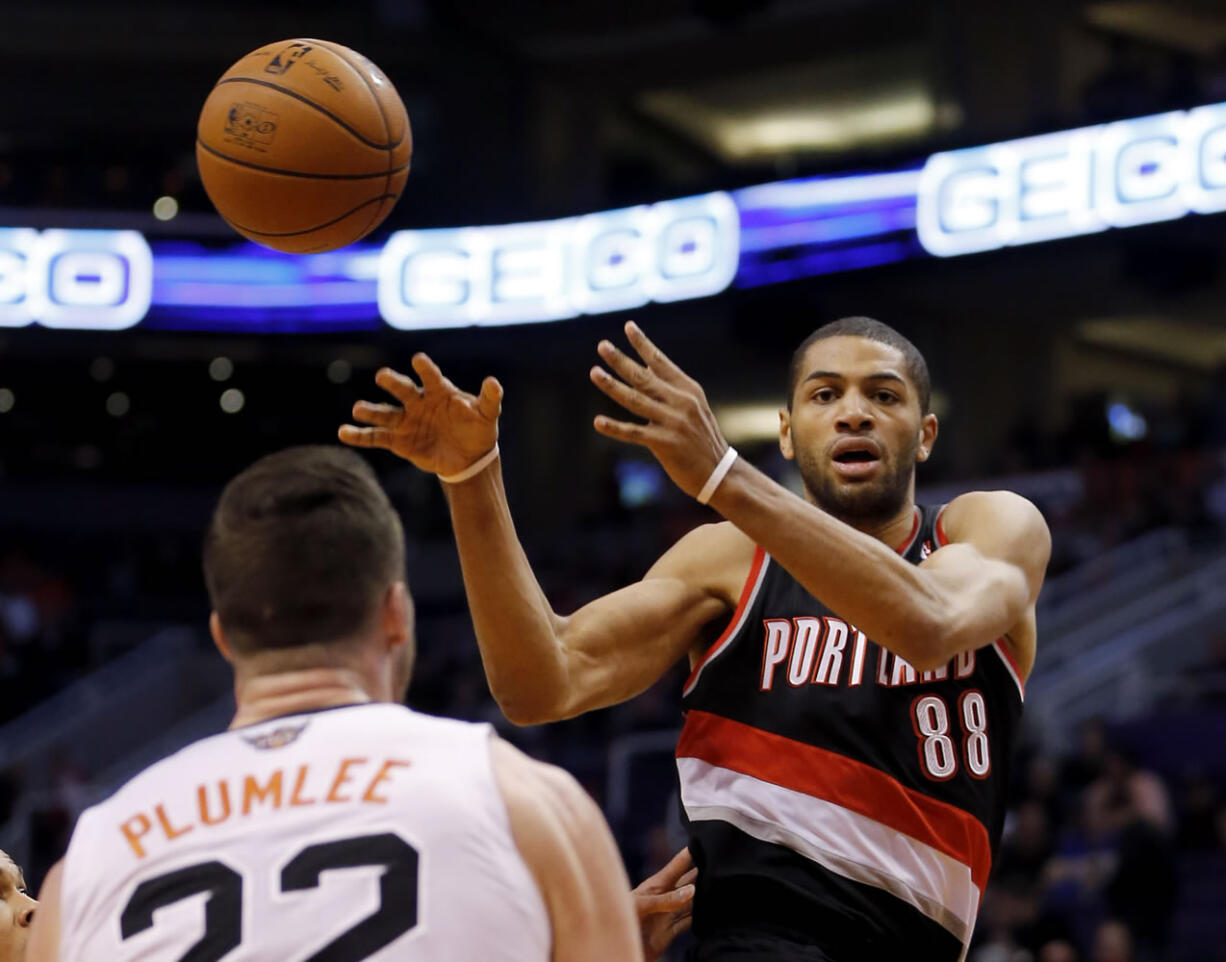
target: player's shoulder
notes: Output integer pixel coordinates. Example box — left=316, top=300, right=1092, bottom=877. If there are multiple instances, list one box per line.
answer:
left=940, top=491, right=1051, bottom=577
left=648, top=520, right=757, bottom=599
left=488, top=738, right=603, bottom=844
left=942, top=490, right=1050, bottom=540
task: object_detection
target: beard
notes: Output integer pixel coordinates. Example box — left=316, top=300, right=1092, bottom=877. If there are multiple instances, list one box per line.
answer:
left=794, top=433, right=918, bottom=526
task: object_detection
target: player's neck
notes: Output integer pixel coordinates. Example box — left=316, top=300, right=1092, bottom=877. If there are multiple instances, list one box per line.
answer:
left=229, top=667, right=377, bottom=729
left=836, top=498, right=918, bottom=550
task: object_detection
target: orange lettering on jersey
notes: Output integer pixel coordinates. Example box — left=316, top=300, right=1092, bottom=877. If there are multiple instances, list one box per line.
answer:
left=155, top=804, right=193, bottom=842
left=326, top=757, right=367, bottom=804
left=198, top=781, right=232, bottom=826
left=120, top=813, right=152, bottom=859
left=362, top=759, right=410, bottom=804
left=242, top=770, right=283, bottom=814
left=289, top=765, right=316, bottom=807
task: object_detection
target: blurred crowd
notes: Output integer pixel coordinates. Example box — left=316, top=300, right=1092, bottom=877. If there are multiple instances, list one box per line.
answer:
left=973, top=711, right=1226, bottom=962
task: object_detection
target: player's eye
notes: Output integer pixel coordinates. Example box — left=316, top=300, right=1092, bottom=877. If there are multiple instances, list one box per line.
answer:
left=874, top=391, right=897, bottom=404
left=812, top=387, right=836, bottom=403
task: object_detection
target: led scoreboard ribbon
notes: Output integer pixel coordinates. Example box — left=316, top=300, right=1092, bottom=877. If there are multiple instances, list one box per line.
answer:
left=917, top=103, right=1226, bottom=256
left=4, top=101, right=1226, bottom=331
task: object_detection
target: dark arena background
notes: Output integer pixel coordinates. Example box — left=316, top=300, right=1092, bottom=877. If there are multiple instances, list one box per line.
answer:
left=2, top=2, right=1226, bottom=959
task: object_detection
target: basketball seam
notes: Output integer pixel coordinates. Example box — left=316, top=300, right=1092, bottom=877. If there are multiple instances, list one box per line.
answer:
left=213, top=77, right=406, bottom=150
left=313, top=39, right=398, bottom=241
left=196, top=139, right=408, bottom=180
left=221, top=194, right=398, bottom=238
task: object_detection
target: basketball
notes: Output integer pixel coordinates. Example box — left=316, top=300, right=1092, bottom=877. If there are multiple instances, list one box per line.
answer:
left=196, top=39, right=411, bottom=254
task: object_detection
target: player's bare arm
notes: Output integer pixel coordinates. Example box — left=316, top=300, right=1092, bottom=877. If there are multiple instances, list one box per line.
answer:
left=490, top=738, right=643, bottom=962
left=25, top=860, right=60, bottom=962
left=341, top=357, right=753, bottom=724
left=591, top=322, right=1050, bottom=675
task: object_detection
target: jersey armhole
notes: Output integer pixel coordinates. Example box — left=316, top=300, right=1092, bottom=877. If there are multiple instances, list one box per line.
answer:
left=682, top=546, right=769, bottom=697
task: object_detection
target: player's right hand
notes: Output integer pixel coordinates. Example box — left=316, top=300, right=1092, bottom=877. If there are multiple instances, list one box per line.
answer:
left=338, top=353, right=503, bottom=478
left=633, top=846, right=696, bottom=962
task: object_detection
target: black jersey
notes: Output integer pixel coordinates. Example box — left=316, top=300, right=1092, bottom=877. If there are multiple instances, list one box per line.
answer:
left=677, top=504, right=1025, bottom=962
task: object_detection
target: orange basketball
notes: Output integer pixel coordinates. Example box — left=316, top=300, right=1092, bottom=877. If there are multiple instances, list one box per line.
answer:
left=196, top=39, right=411, bottom=253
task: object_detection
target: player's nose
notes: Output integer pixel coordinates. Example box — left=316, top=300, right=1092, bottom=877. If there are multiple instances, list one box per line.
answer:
left=835, top=393, right=874, bottom=430
left=17, top=903, right=34, bottom=927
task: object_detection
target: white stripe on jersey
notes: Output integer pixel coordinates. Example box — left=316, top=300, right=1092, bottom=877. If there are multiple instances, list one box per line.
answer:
left=678, top=756, right=980, bottom=947
left=60, top=704, right=550, bottom=962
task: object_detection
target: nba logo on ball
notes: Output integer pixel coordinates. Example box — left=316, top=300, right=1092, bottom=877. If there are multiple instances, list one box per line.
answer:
left=264, top=42, right=312, bottom=75
left=197, top=38, right=412, bottom=253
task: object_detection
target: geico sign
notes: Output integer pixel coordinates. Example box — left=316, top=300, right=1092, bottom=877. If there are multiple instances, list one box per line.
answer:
left=0, top=229, right=153, bottom=329
left=376, top=192, right=740, bottom=328
left=916, top=103, right=1226, bottom=257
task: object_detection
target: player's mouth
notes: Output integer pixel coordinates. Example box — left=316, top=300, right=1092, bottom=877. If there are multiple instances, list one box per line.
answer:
left=830, top=439, right=882, bottom=480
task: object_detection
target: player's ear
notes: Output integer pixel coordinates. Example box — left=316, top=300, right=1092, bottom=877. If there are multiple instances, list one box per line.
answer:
left=779, top=407, right=795, bottom=460
left=917, top=412, right=938, bottom=463
left=382, top=581, right=412, bottom=652
left=209, top=612, right=234, bottom=662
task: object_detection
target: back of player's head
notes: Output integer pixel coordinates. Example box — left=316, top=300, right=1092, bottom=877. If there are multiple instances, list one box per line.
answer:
left=203, top=445, right=406, bottom=654
left=787, top=316, right=931, bottom=414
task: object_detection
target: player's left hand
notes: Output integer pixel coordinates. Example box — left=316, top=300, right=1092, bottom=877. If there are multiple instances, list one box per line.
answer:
left=590, top=321, right=730, bottom=498
left=632, top=846, right=696, bottom=961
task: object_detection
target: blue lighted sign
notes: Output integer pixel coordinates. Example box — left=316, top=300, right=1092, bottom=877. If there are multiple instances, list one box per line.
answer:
left=916, top=103, right=1226, bottom=256
left=6, top=100, right=1226, bottom=333
left=0, top=229, right=152, bottom=329
left=377, top=192, right=740, bottom=328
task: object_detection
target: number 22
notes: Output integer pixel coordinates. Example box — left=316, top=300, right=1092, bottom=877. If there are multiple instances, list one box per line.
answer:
left=119, top=832, right=418, bottom=962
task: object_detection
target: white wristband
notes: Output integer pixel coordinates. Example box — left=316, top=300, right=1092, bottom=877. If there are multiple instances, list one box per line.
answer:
left=438, top=444, right=500, bottom=485
left=696, top=446, right=738, bottom=504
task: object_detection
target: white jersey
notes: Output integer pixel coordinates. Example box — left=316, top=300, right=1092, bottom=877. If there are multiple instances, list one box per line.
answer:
left=60, top=703, right=551, bottom=962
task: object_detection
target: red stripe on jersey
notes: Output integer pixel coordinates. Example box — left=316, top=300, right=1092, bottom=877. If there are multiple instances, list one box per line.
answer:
left=992, top=639, right=1026, bottom=698
left=677, top=709, right=993, bottom=890
left=683, top=546, right=767, bottom=695
left=896, top=506, right=922, bottom=556
left=934, top=504, right=950, bottom=547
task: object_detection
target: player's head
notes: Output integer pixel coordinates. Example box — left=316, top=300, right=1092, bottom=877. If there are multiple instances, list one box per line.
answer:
left=780, top=317, right=938, bottom=526
left=203, top=446, right=413, bottom=701
left=0, top=850, right=35, bottom=962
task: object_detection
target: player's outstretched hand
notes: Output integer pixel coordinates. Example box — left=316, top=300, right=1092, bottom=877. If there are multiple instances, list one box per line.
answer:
left=632, top=846, right=697, bottom=962
left=339, top=354, right=503, bottom=479
left=591, top=321, right=730, bottom=499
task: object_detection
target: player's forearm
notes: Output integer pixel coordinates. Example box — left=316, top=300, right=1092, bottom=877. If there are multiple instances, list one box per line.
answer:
left=443, top=466, right=571, bottom=723
left=708, top=459, right=956, bottom=669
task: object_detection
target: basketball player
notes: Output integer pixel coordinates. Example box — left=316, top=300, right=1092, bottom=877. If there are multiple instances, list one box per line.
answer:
left=339, top=317, right=1051, bottom=961
left=24, top=446, right=647, bottom=962
left=0, top=850, right=36, bottom=962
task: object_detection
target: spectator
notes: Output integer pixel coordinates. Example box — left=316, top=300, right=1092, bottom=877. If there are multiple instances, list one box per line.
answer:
left=1038, top=939, right=1079, bottom=962
left=1090, top=920, right=1134, bottom=962
left=1176, top=773, right=1220, bottom=850
left=1085, top=748, right=1173, bottom=836
left=997, top=800, right=1056, bottom=888
left=1061, top=718, right=1110, bottom=797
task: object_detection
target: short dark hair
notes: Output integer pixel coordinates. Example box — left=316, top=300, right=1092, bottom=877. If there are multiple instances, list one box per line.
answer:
left=203, top=446, right=405, bottom=653
left=787, top=316, right=931, bottom=414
